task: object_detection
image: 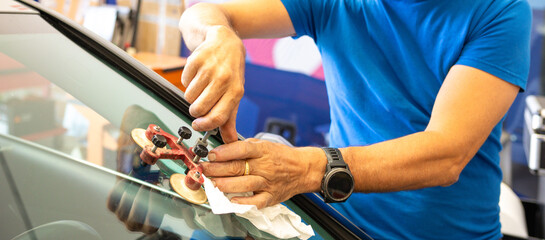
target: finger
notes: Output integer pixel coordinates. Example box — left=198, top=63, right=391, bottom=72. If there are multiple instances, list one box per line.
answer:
left=213, top=175, right=267, bottom=193
left=184, top=70, right=211, bottom=104
left=192, top=88, right=243, bottom=131
left=107, top=179, right=130, bottom=212
left=208, top=139, right=262, bottom=162
left=125, top=186, right=150, bottom=231
left=231, top=192, right=273, bottom=209
left=219, top=108, right=239, bottom=144
left=189, top=80, right=226, bottom=117
left=142, top=189, right=164, bottom=234
left=181, top=54, right=200, bottom=88
left=115, top=182, right=139, bottom=222
left=202, top=160, right=247, bottom=177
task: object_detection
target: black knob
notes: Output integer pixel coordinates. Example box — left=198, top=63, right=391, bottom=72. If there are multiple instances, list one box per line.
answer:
left=193, top=144, right=208, bottom=157
left=178, top=126, right=192, bottom=139
left=152, top=135, right=167, bottom=148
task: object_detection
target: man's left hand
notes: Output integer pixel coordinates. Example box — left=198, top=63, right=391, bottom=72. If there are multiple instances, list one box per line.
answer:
left=201, top=139, right=326, bottom=209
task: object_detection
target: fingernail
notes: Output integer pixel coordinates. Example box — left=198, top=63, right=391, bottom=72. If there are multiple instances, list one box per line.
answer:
left=192, top=121, right=200, bottom=130
left=208, top=153, right=216, bottom=161
left=211, top=180, right=217, bottom=188
left=231, top=199, right=239, bottom=204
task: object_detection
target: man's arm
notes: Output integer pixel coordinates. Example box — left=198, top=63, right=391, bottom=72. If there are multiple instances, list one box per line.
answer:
left=180, top=0, right=295, bottom=50
left=203, top=65, right=519, bottom=208
left=341, top=65, right=519, bottom=192
left=179, top=0, right=294, bottom=143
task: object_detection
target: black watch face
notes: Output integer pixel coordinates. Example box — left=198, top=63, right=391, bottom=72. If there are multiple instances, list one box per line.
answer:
left=326, top=171, right=354, bottom=200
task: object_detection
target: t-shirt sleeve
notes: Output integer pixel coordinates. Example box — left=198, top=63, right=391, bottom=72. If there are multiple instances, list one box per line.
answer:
left=456, top=0, right=531, bottom=91
left=280, top=0, right=330, bottom=39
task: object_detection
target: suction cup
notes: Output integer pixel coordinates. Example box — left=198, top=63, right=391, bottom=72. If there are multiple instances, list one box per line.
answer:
left=170, top=173, right=207, bottom=204
left=131, top=128, right=153, bottom=149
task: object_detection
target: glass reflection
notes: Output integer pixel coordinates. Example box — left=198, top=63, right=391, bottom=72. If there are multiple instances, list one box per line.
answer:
left=0, top=15, right=324, bottom=240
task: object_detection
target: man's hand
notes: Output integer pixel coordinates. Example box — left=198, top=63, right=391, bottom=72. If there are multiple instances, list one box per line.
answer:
left=201, top=139, right=326, bottom=209
left=179, top=1, right=295, bottom=143
left=181, top=25, right=245, bottom=143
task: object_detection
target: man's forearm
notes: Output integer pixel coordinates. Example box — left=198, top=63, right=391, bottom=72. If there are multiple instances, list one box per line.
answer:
left=179, top=3, right=234, bottom=51
left=339, top=130, right=473, bottom=193
left=180, top=1, right=295, bottom=51
left=304, top=65, right=518, bottom=194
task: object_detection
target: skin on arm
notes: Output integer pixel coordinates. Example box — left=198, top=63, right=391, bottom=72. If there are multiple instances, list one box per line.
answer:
left=342, top=65, right=519, bottom=192
left=202, top=64, right=520, bottom=208
left=179, top=0, right=294, bottom=143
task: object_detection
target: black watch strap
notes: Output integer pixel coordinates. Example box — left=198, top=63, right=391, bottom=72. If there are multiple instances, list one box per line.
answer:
left=321, top=147, right=349, bottom=170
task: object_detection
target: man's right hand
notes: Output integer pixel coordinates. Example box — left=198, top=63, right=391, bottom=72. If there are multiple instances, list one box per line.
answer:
left=181, top=24, right=245, bottom=143
left=179, top=1, right=295, bottom=143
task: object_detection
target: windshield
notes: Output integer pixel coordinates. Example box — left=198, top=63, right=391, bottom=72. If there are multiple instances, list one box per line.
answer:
left=0, top=13, right=332, bottom=240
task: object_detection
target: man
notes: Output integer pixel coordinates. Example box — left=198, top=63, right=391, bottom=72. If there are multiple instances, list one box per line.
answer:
left=179, top=0, right=531, bottom=238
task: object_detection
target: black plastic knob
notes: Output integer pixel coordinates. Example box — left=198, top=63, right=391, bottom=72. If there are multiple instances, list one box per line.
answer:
left=152, top=134, right=167, bottom=148
left=193, top=144, right=208, bottom=157
left=178, top=126, right=192, bottom=139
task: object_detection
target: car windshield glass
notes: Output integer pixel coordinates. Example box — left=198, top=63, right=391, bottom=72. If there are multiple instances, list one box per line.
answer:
left=0, top=13, right=332, bottom=240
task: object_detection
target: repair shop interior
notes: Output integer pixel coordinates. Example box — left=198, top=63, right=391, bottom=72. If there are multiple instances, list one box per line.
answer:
left=0, top=0, right=544, bottom=239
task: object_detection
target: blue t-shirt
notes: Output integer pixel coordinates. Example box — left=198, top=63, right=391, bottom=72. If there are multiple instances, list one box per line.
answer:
left=281, top=0, right=531, bottom=239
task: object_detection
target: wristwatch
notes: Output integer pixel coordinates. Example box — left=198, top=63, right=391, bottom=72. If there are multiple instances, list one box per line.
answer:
left=320, top=147, right=355, bottom=203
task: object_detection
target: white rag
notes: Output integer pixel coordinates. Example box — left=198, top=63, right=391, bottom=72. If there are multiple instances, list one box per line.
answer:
left=202, top=177, right=315, bottom=240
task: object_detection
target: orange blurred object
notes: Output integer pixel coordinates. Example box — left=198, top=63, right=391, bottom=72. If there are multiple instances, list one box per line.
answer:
left=133, top=52, right=187, bottom=92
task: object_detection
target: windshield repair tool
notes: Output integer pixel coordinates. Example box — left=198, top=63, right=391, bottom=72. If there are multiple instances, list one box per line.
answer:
left=192, top=128, right=218, bottom=163
left=130, top=124, right=216, bottom=204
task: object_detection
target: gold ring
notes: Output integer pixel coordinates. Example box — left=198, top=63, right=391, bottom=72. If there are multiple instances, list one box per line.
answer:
left=244, top=160, right=250, bottom=176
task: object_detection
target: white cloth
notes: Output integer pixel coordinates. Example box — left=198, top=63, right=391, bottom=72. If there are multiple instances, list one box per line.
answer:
left=202, top=177, right=314, bottom=240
